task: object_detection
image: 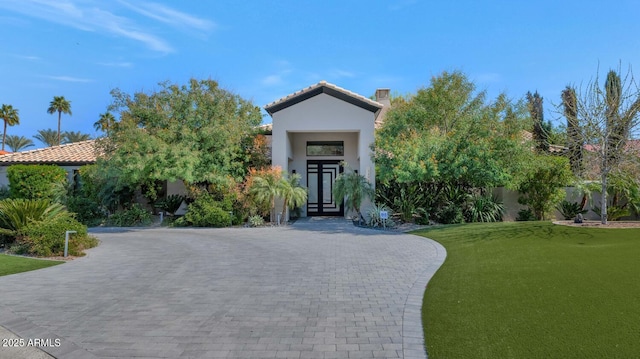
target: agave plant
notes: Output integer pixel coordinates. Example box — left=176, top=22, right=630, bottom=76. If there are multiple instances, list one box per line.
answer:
left=156, top=194, right=186, bottom=216
left=0, top=198, right=67, bottom=236
left=555, top=200, right=588, bottom=220
left=367, top=203, right=395, bottom=228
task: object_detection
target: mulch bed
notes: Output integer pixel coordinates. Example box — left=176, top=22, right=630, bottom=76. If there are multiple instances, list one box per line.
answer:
left=553, top=220, right=640, bottom=228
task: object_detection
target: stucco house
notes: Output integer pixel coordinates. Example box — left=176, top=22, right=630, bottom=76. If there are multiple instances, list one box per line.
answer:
left=0, top=140, right=97, bottom=188
left=0, top=139, right=190, bottom=213
left=0, top=82, right=389, bottom=221
left=265, top=81, right=389, bottom=218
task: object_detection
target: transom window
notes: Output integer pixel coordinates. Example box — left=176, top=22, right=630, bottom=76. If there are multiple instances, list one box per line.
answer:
left=306, top=141, right=344, bottom=156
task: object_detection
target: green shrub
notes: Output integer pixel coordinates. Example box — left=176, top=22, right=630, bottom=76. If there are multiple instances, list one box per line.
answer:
left=75, top=164, right=136, bottom=214
left=7, top=164, right=68, bottom=200
left=0, top=186, right=10, bottom=200
left=376, top=182, right=426, bottom=223
left=556, top=200, right=588, bottom=220
left=464, top=193, right=504, bottom=223
left=367, top=204, right=396, bottom=228
left=17, top=213, right=97, bottom=257
left=66, top=195, right=105, bottom=226
left=108, top=204, right=152, bottom=227
left=517, top=155, right=573, bottom=220
left=592, top=205, right=631, bottom=221
left=415, top=208, right=431, bottom=225
left=172, top=216, right=188, bottom=227
left=516, top=208, right=536, bottom=221
left=248, top=214, right=265, bottom=227
left=0, top=199, right=67, bottom=236
left=437, top=204, right=465, bottom=224
left=183, top=194, right=231, bottom=227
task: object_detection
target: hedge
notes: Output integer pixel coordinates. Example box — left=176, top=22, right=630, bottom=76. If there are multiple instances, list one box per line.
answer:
left=7, top=164, right=68, bottom=201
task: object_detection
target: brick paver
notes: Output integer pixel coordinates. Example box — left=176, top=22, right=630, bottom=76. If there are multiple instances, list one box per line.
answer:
left=0, top=218, right=445, bottom=358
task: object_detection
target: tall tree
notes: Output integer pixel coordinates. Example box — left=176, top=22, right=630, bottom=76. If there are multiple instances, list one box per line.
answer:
left=100, top=78, right=262, bottom=193
left=4, top=135, right=34, bottom=152
left=94, top=112, right=115, bottom=136
left=0, top=104, right=20, bottom=151
left=374, top=71, right=532, bottom=223
left=62, top=131, right=91, bottom=144
left=570, top=66, right=640, bottom=224
left=47, top=96, right=72, bottom=145
left=34, top=129, right=59, bottom=147
left=562, top=86, right=583, bottom=176
left=526, top=91, right=549, bottom=153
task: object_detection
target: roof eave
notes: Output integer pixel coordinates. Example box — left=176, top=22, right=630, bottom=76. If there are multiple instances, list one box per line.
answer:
left=265, top=83, right=382, bottom=115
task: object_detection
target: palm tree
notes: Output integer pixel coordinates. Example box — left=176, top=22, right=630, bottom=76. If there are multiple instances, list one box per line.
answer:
left=34, top=129, right=59, bottom=147
left=249, top=169, right=282, bottom=223
left=279, top=173, right=307, bottom=223
left=94, top=112, right=115, bottom=136
left=4, top=135, right=34, bottom=152
left=0, top=104, right=20, bottom=151
left=47, top=96, right=72, bottom=145
left=333, top=163, right=374, bottom=224
left=562, top=86, right=582, bottom=177
left=62, top=131, right=91, bottom=144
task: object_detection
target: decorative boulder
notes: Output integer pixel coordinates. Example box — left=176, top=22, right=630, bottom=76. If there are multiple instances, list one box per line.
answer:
left=574, top=213, right=584, bottom=224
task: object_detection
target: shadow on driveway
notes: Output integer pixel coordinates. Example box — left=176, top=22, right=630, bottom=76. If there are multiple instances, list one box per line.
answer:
left=1, top=219, right=445, bottom=359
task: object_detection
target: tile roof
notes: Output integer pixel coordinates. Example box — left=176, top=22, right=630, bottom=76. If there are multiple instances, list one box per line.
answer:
left=264, top=81, right=383, bottom=116
left=0, top=140, right=97, bottom=165
left=584, top=139, right=640, bottom=153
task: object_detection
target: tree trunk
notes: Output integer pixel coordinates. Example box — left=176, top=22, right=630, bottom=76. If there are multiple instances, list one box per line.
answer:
left=280, top=198, right=288, bottom=226
left=601, top=171, right=608, bottom=225
left=579, top=194, right=587, bottom=211
left=2, top=121, right=6, bottom=151
left=57, top=111, right=62, bottom=145
left=270, top=197, right=275, bottom=223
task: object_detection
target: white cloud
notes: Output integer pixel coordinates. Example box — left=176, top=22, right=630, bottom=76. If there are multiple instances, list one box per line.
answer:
left=260, top=61, right=294, bottom=87
left=12, top=54, right=41, bottom=61
left=261, top=75, right=284, bottom=86
left=45, top=75, right=93, bottom=83
left=0, top=0, right=216, bottom=53
left=118, top=1, right=215, bottom=32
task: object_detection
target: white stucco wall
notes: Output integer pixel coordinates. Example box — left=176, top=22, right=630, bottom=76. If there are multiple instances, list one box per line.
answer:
left=0, top=167, right=9, bottom=188
left=271, top=93, right=377, bottom=218
left=287, top=132, right=359, bottom=217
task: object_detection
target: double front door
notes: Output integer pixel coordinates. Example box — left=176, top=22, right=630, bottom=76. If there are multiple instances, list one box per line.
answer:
left=306, top=160, right=344, bottom=216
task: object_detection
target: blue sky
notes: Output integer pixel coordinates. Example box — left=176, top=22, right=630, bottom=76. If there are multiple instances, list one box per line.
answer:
left=1, top=0, right=639, bottom=149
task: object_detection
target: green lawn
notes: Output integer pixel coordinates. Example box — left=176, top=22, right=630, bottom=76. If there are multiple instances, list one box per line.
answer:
left=0, top=254, right=63, bottom=276
left=415, top=222, right=640, bottom=359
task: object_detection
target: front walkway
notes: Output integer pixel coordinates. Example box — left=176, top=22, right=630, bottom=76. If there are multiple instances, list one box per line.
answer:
left=0, top=219, right=445, bottom=359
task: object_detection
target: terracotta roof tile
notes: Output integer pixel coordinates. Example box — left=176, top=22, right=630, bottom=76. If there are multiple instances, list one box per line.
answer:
left=0, top=140, right=97, bottom=165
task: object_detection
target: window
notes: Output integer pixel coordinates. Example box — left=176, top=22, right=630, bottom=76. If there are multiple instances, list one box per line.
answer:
left=306, top=141, right=344, bottom=156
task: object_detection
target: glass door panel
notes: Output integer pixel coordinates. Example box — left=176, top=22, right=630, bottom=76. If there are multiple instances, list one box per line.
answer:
left=307, top=160, right=343, bottom=216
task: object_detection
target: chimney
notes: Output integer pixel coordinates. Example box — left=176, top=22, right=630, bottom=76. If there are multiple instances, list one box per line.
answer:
left=375, top=88, right=390, bottom=107
left=374, top=88, right=391, bottom=127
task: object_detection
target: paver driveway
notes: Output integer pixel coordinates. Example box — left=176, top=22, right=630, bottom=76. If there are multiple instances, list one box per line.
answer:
left=0, top=218, right=445, bottom=359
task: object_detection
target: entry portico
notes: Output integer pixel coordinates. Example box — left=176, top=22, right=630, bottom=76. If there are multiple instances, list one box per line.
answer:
left=265, top=81, right=386, bottom=218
